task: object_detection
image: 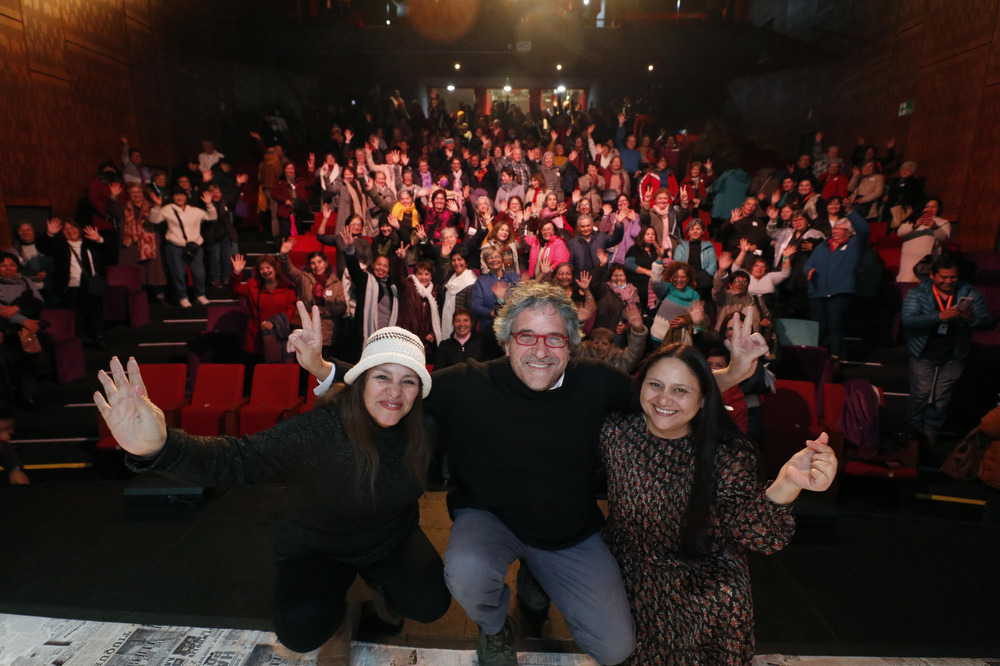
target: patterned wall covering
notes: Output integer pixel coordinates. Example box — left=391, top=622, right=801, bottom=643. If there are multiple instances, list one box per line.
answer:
left=0, top=13, right=47, bottom=208
left=962, top=84, right=1000, bottom=249
left=728, top=0, right=1000, bottom=250
left=0, top=0, right=278, bottom=241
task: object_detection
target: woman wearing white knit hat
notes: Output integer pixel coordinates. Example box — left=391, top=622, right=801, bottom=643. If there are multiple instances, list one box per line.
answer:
left=93, top=309, right=449, bottom=658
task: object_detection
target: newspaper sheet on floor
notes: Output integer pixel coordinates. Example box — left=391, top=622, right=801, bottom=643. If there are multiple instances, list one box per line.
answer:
left=0, top=614, right=993, bottom=666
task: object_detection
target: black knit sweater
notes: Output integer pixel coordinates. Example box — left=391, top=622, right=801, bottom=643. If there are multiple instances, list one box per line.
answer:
left=427, top=358, right=631, bottom=550
left=127, top=406, right=423, bottom=563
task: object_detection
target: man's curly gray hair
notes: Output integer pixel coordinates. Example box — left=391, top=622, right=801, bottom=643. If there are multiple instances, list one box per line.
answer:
left=493, top=280, right=582, bottom=350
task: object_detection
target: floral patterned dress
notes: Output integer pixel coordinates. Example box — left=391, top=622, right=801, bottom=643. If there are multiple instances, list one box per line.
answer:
left=600, top=412, right=796, bottom=665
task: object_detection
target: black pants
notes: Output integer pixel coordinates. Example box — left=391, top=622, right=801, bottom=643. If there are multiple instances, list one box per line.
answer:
left=62, top=286, right=105, bottom=339
left=272, top=527, right=451, bottom=653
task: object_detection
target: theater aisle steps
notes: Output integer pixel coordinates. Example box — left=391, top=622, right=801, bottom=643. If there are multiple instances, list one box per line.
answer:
left=10, top=292, right=239, bottom=482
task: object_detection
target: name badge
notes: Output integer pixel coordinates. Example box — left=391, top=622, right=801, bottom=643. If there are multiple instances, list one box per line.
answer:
left=325, top=289, right=334, bottom=297
left=937, top=323, right=948, bottom=335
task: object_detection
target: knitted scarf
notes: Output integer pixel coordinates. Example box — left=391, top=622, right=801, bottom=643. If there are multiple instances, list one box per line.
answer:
left=362, top=273, right=398, bottom=340
left=441, top=269, right=477, bottom=338
left=122, top=201, right=158, bottom=260
left=408, top=273, right=442, bottom=343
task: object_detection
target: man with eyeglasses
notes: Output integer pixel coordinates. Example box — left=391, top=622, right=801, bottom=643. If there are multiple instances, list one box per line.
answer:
left=299, top=280, right=762, bottom=666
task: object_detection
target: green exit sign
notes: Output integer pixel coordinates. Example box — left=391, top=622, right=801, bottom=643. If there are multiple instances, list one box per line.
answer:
left=898, top=100, right=914, bottom=116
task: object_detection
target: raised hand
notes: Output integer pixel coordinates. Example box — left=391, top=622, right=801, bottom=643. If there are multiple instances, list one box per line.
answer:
left=539, top=257, right=552, bottom=276
left=249, top=131, right=261, bottom=140
left=571, top=189, right=582, bottom=204
left=344, top=128, right=354, bottom=144
left=201, top=190, right=213, bottom=206
left=727, top=309, right=768, bottom=382
left=550, top=129, right=559, bottom=142
left=307, top=153, right=315, bottom=170
left=231, top=254, right=246, bottom=275
left=704, top=158, right=713, bottom=171
left=396, top=242, right=411, bottom=259
left=109, top=182, right=124, bottom=198
left=767, top=205, right=779, bottom=220
left=730, top=207, right=742, bottom=223
left=46, top=217, right=64, bottom=236
left=93, top=357, right=168, bottom=458
left=597, top=248, right=609, bottom=266
left=568, top=149, right=579, bottom=162
left=718, top=251, right=734, bottom=272
left=201, top=170, right=213, bottom=183
left=587, top=123, right=596, bottom=136
left=576, top=270, right=592, bottom=291
left=280, top=237, right=296, bottom=255
left=497, top=198, right=508, bottom=213
left=738, top=237, right=752, bottom=254
left=287, top=301, right=330, bottom=380
left=491, top=280, right=509, bottom=300
left=387, top=213, right=400, bottom=230
left=617, top=112, right=627, bottom=126
left=150, top=191, right=162, bottom=207
left=771, top=189, right=781, bottom=205
left=782, top=244, right=798, bottom=258
left=602, top=203, right=613, bottom=217
left=623, top=302, right=644, bottom=330
left=687, top=299, right=705, bottom=323
left=83, top=226, right=101, bottom=242
left=236, top=173, right=249, bottom=186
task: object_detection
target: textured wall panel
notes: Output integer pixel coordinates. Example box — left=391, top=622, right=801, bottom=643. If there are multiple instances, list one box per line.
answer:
left=126, top=18, right=170, bottom=165
left=66, top=43, right=137, bottom=172
left=31, top=71, right=83, bottom=217
left=960, top=84, right=1000, bottom=249
left=0, top=14, right=46, bottom=205
left=20, top=0, right=65, bottom=78
left=60, top=0, right=127, bottom=61
left=987, top=3, right=1000, bottom=86
left=907, top=46, right=989, bottom=223
left=0, top=0, right=21, bottom=21
left=919, top=0, right=997, bottom=65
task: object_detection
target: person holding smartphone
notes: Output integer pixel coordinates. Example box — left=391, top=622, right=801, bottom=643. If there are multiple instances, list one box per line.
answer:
left=901, top=255, right=991, bottom=448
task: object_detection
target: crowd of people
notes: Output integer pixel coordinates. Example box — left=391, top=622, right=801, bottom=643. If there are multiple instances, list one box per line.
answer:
left=5, top=86, right=996, bottom=664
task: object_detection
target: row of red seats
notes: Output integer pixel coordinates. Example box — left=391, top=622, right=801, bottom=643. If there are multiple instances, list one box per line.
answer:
left=96, top=362, right=321, bottom=451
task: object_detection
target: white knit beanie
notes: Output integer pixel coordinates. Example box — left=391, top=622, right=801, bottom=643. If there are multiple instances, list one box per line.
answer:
left=343, top=327, right=432, bottom=397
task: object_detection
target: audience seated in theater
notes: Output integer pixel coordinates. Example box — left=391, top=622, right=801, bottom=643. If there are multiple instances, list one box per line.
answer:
left=36, top=218, right=113, bottom=348
left=0, top=253, right=43, bottom=410
left=650, top=261, right=710, bottom=348
left=279, top=239, right=346, bottom=359
left=228, top=253, right=298, bottom=360
left=8, top=222, right=51, bottom=301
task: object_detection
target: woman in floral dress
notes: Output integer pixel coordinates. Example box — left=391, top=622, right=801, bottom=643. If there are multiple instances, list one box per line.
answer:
left=601, top=341, right=837, bottom=664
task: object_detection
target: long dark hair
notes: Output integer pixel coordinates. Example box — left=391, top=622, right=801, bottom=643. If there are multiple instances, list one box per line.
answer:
left=318, top=371, right=431, bottom=493
left=631, top=343, right=748, bottom=558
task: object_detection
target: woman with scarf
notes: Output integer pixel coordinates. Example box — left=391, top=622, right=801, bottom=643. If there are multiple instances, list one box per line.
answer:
left=333, top=166, right=371, bottom=235
left=439, top=247, right=477, bottom=340
left=605, top=155, right=631, bottom=201
left=340, top=226, right=400, bottom=361
left=494, top=166, right=525, bottom=211
left=229, top=253, right=298, bottom=359
left=524, top=172, right=551, bottom=219
left=108, top=183, right=167, bottom=302
left=525, top=219, right=570, bottom=279
left=538, top=192, right=572, bottom=237
left=680, top=160, right=715, bottom=203
left=649, top=261, right=709, bottom=348
left=279, top=239, right=347, bottom=359
left=600, top=195, right=642, bottom=265
left=593, top=263, right=640, bottom=332
left=395, top=257, right=442, bottom=358
left=495, top=195, right=527, bottom=237
left=481, top=220, right=523, bottom=275
left=625, top=225, right=664, bottom=315
left=422, top=189, right=465, bottom=243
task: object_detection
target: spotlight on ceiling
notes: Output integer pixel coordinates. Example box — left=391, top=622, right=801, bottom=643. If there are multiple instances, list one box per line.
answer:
left=454, top=63, right=461, bottom=70
left=556, top=85, right=566, bottom=93
left=648, top=64, right=654, bottom=71
left=556, top=64, right=562, bottom=71
left=447, top=85, right=456, bottom=92
left=504, top=85, right=512, bottom=92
